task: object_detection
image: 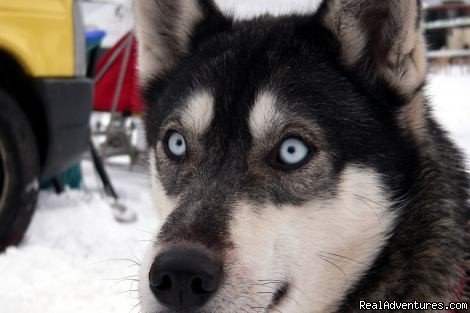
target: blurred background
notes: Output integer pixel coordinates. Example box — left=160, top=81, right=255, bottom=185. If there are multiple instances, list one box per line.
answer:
left=0, top=0, right=468, bottom=312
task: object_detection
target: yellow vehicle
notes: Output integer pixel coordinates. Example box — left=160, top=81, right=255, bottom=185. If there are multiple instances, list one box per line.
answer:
left=0, top=0, right=91, bottom=251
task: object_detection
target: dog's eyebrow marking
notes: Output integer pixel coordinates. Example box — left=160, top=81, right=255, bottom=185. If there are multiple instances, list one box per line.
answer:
left=249, top=91, right=283, bottom=139
left=180, top=91, right=215, bottom=135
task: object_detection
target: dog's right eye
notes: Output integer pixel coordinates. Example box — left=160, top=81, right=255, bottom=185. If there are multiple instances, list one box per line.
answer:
left=164, top=131, right=187, bottom=161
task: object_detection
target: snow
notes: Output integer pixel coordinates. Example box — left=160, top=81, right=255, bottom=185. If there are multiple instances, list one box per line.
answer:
left=0, top=161, right=157, bottom=313
left=428, top=70, right=470, bottom=164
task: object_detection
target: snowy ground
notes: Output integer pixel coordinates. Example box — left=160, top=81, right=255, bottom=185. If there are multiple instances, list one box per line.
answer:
left=0, top=72, right=469, bottom=312
left=0, top=160, right=156, bottom=313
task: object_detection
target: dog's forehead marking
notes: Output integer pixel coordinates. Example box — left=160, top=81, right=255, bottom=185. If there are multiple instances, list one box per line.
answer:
left=180, top=91, right=215, bottom=135
left=249, top=91, right=283, bottom=139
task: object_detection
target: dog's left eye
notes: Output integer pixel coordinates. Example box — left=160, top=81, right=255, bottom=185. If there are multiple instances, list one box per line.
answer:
left=165, top=131, right=187, bottom=160
left=276, top=138, right=311, bottom=169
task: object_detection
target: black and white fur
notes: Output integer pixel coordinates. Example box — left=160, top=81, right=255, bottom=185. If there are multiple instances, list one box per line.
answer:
left=134, top=0, right=470, bottom=312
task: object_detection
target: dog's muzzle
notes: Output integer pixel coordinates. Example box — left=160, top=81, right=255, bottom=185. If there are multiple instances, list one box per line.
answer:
left=149, top=248, right=222, bottom=310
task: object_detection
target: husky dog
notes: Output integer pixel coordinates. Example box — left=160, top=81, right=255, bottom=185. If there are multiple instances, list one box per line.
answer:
left=133, top=0, right=469, bottom=312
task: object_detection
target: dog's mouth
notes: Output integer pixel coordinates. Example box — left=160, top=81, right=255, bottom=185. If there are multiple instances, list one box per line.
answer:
left=268, top=282, right=290, bottom=311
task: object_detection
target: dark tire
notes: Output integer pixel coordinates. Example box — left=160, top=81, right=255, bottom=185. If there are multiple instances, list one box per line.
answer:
left=0, top=89, right=39, bottom=252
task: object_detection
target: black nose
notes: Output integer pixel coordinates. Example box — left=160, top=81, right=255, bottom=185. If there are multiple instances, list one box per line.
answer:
left=149, top=248, right=222, bottom=309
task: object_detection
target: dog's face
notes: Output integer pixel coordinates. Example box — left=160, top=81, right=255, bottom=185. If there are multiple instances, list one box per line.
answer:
left=134, top=1, right=427, bottom=312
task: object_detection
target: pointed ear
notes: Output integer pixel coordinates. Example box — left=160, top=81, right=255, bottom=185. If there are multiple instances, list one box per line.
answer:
left=316, top=0, right=426, bottom=96
left=133, top=0, right=226, bottom=83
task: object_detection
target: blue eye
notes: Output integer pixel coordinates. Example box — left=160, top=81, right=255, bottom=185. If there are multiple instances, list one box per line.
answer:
left=166, top=131, right=186, bottom=159
left=278, top=138, right=310, bottom=168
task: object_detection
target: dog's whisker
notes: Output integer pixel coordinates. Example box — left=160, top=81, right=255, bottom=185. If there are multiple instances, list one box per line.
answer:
left=223, top=282, right=279, bottom=313
left=130, top=280, right=139, bottom=296
left=255, top=290, right=305, bottom=313
left=222, top=296, right=254, bottom=313
left=98, top=258, right=141, bottom=266
left=103, top=274, right=139, bottom=281
left=353, top=195, right=383, bottom=226
left=254, top=280, right=315, bottom=309
left=246, top=303, right=263, bottom=313
left=138, top=239, right=158, bottom=244
left=129, top=300, right=142, bottom=313
left=241, top=290, right=268, bottom=310
left=136, top=228, right=156, bottom=235
left=114, top=289, right=139, bottom=295
left=108, top=278, right=140, bottom=289
left=251, top=281, right=307, bottom=313
left=127, top=245, right=142, bottom=266
left=249, top=291, right=283, bottom=313
left=318, top=255, right=348, bottom=285
left=353, top=194, right=388, bottom=209
left=319, top=251, right=366, bottom=265
left=281, top=294, right=305, bottom=313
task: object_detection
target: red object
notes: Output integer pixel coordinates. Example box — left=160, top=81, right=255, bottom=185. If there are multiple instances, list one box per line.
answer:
left=447, top=266, right=467, bottom=313
left=93, top=33, right=144, bottom=113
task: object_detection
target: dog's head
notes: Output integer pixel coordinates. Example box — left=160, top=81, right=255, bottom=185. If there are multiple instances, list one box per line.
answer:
left=134, top=1, right=427, bottom=312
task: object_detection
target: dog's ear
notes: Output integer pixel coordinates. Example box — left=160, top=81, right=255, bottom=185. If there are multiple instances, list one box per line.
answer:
left=316, top=0, right=426, bottom=96
left=133, top=0, right=226, bottom=83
